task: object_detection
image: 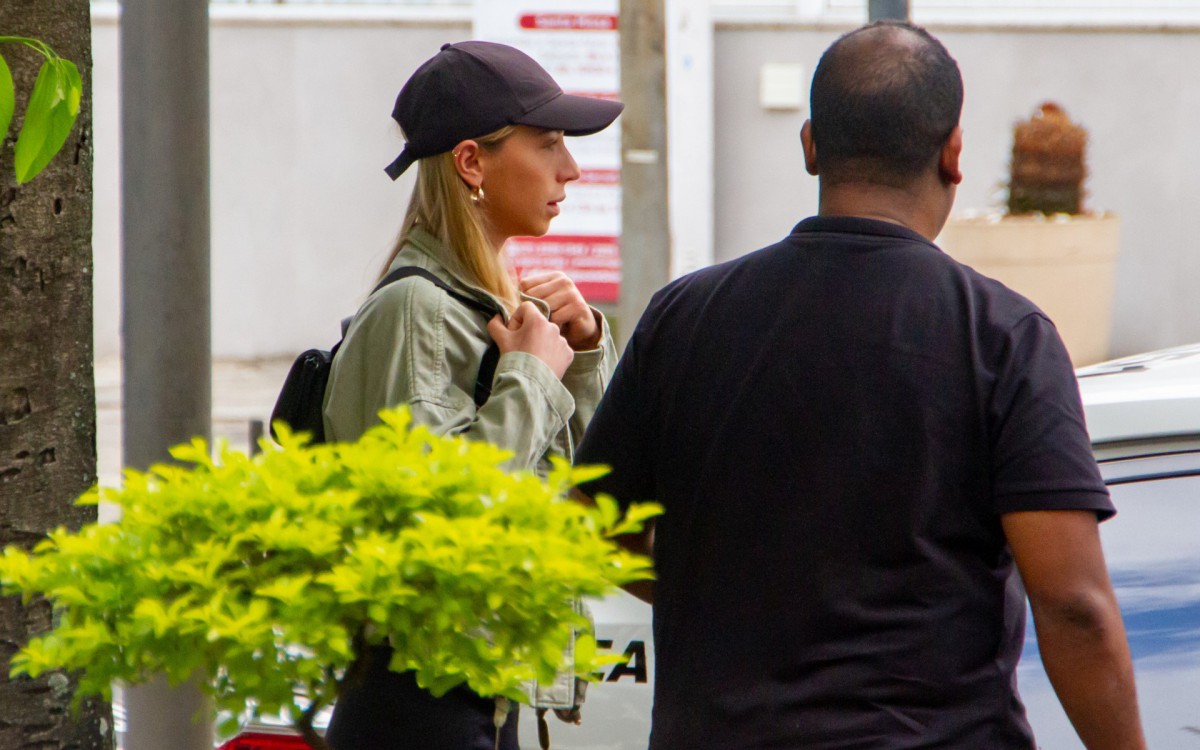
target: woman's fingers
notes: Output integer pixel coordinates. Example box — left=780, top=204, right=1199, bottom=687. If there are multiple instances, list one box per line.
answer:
left=507, top=301, right=538, bottom=330
left=518, top=271, right=566, bottom=295
left=520, top=273, right=581, bottom=309
left=519, top=272, right=592, bottom=336
left=487, top=314, right=514, bottom=346
left=488, top=307, right=573, bottom=377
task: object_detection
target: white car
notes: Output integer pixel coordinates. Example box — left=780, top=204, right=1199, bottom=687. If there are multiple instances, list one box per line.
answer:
left=209, top=344, right=1200, bottom=749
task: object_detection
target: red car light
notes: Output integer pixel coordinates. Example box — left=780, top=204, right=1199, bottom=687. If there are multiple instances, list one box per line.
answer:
left=216, top=732, right=312, bottom=750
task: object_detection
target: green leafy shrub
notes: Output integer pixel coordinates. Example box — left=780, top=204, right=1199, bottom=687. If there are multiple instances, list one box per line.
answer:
left=0, top=407, right=659, bottom=748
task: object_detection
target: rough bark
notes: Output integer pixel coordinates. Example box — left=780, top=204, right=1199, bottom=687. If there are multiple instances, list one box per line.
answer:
left=0, top=1, right=113, bottom=748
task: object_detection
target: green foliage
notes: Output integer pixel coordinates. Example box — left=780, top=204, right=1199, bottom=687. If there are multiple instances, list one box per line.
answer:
left=0, top=36, right=83, bottom=184
left=0, top=54, right=13, bottom=141
left=0, top=407, right=659, bottom=737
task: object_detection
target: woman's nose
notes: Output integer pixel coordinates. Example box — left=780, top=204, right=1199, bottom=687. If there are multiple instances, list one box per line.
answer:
left=561, top=148, right=581, bottom=183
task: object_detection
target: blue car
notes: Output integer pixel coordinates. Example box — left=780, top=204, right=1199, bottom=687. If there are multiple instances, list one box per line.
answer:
left=1021, top=344, right=1200, bottom=749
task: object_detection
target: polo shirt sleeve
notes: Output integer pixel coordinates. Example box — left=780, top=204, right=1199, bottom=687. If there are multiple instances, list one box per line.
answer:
left=989, top=313, right=1114, bottom=520
left=574, top=322, right=655, bottom=511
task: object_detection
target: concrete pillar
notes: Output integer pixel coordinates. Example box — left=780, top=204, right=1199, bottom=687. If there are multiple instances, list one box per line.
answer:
left=618, top=0, right=670, bottom=349
left=119, top=1, right=213, bottom=748
left=666, top=0, right=714, bottom=279
left=869, top=0, right=910, bottom=21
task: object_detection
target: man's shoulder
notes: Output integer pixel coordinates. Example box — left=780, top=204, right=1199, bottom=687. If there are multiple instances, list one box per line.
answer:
left=652, top=236, right=796, bottom=304
left=944, top=253, right=1050, bottom=329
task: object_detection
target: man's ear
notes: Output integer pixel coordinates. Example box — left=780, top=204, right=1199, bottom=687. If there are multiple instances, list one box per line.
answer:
left=452, top=140, right=484, bottom=189
left=938, top=126, right=963, bottom=186
left=801, top=119, right=819, bottom=176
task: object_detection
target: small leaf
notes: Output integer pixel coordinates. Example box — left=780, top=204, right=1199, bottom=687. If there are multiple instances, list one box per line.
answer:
left=218, top=715, right=243, bottom=738
left=593, top=493, right=620, bottom=531
left=0, top=53, right=14, bottom=140
left=574, top=631, right=597, bottom=669
left=14, top=57, right=82, bottom=184
left=606, top=501, right=664, bottom=537
left=569, top=463, right=610, bottom=486
left=257, top=576, right=311, bottom=602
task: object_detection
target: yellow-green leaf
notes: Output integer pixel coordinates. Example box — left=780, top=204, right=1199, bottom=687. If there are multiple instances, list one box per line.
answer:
left=14, top=57, right=82, bottom=184
left=256, top=575, right=311, bottom=602
left=569, top=463, right=611, bottom=486
left=0, top=53, right=14, bottom=140
left=593, top=493, right=618, bottom=531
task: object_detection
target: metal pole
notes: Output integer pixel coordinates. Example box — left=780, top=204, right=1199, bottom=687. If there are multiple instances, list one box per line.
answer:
left=120, top=1, right=213, bottom=748
left=618, top=0, right=670, bottom=350
left=249, top=419, right=265, bottom=456
left=869, top=0, right=910, bottom=21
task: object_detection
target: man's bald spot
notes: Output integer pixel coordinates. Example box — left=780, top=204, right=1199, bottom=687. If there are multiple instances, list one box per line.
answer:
left=822, top=23, right=933, bottom=96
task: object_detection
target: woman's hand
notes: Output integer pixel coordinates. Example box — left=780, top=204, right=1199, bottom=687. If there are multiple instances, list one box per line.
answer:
left=487, top=301, right=574, bottom=379
left=519, top=271, right=602, bottom=351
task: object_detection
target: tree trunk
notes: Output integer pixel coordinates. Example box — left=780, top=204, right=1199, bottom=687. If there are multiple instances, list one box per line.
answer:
left=0, top=2, right=112, bottom=749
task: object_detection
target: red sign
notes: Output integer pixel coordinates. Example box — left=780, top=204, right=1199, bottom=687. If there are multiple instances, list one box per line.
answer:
left=518, top=13, right=618, bottom=31
left=217, top=732, right=310, bottom=750
left=509, top=235, right=620, bottom=303
left=578, top=168, right=620, bottom=185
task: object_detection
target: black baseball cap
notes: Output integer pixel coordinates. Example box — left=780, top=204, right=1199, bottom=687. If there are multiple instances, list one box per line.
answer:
left=384, top=41, right=624, bottom=180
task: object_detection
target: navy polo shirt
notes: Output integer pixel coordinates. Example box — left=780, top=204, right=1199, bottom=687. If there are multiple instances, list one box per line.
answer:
left=576, top=216, right=1113, bottom=749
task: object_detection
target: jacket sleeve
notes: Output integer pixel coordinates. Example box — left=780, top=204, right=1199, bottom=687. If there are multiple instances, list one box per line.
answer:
left=560, top=310, right=618, bottom=448
left=454, top=351, right=576, bottom=471
left=323, top=277, right=575, bottom=472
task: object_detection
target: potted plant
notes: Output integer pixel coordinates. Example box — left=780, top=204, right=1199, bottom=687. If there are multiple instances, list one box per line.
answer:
left=0, top=408, right=659, bottom=750
left=936, top=102, right=1120, bottom=366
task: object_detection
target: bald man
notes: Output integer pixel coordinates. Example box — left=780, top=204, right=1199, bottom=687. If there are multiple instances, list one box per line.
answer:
left=576, top=21, right=1145, bottom=750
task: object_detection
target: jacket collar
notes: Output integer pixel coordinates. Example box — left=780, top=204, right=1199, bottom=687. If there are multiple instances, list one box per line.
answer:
left=394, top=226, right=553, bottom=320
left=394, top=226, right=511, bottom=311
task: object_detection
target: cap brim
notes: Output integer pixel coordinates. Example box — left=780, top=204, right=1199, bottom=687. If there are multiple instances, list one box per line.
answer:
left=516, top=93, right=624, bottom=137
left=384, top=148, right=418, bottom=181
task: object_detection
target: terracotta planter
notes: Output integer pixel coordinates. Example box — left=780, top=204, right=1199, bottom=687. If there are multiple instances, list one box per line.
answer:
left=935, top=213, right=1120, bottom=366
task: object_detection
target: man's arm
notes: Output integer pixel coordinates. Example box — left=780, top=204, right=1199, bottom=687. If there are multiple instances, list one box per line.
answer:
left=1002, top=509, right=1145, bottom=750
left=614, top=520, right=654, bottom=604
left=570, top=487, right=655, bottom=604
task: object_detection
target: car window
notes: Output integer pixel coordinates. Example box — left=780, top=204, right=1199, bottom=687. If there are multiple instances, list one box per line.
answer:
left=1019, top=470, right=1200, bottom=749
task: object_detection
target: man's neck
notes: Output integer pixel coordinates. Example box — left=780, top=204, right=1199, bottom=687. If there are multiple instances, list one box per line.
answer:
left=817, top=180, right=950, bottom=241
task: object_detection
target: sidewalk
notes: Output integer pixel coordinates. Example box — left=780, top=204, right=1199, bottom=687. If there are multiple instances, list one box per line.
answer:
left=95, top=356, right=295, bottom=488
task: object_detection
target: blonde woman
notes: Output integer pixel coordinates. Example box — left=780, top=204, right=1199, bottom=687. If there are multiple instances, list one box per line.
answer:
left=322, top=41, right=622, bottom=750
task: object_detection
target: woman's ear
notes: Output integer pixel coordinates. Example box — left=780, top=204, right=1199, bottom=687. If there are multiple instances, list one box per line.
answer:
left=452, top=140, right=484, bottom=189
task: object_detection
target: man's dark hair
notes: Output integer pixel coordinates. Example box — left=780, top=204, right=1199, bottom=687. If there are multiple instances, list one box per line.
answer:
left=810, top=21, right=963, bottom=187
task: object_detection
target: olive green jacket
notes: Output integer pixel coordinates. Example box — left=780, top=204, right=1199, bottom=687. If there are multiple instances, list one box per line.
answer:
left=323, top=227, right=617, bottom=473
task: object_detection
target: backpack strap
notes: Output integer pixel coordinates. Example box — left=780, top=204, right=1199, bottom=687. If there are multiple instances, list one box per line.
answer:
left=371, top=266, right=502, bottom=409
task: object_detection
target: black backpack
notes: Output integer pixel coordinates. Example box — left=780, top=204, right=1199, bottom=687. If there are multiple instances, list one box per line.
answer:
left=269, top=267, right=501, bottom=443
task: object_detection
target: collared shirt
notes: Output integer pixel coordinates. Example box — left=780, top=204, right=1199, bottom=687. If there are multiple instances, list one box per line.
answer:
left=577, top=215, right=1113, bottom=750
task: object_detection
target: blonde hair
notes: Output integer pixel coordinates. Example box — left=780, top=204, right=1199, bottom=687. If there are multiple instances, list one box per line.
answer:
left=381, top=125, right=518, bottom=309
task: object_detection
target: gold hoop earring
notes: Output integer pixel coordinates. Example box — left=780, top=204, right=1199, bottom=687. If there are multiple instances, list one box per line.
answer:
left=471, top=186, right=485, bottom=205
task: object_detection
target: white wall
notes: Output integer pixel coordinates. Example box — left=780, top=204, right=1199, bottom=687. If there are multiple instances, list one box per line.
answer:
left=93, top=8, right=471, bottom=359
left=93, top=10, right=1200, bottom=361
left=714, top=21, right=1200, bottom=359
